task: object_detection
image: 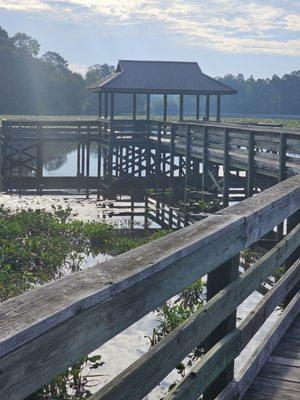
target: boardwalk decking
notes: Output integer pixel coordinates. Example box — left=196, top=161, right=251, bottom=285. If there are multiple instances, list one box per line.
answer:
left=243, top=314, right=300, bottom=400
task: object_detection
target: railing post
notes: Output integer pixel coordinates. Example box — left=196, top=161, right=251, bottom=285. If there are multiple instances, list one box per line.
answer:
left=86, top=124, right=90, bottom=199
left=223, top=128, right=230, bottom=207
left=279, top=132, right=287, bottom=182
left=202, top=126, right=209, bottom=190
left=247, top=131, right=255, bottom=198
left=204, top=254, right=240, bottom=400
left=277, top=133, right=287, bottom=242
left=284, top=209, right=300, bottom=306
left=184, top=125, right=191, bottom=220
left=97, top=122, right=102, bottom=199
left=37, top=123, right=43, bottom=194
left=169, top=124, right=175, bottom=192
left=0, top=122, right=4, bottom=192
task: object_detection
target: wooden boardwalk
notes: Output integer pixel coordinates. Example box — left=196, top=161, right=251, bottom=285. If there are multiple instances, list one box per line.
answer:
left=243, top=314, right=300, bottom=400
left=0, top=175, right=299, bottom=400
left=1, top=119, right=300, bottom=198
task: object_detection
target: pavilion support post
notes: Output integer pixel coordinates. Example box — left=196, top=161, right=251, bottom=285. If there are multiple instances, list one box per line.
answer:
left=110, top=93, right=115, bottom=120
left=196, top=94, right=200, bottom=120
left=163, top=94, right=168, bottom=122
left=179, top=94, right=184, bottom=121
left=104, top=92, right=108, bottom=119
left=216, top=94, right=221, bottom=122
left=146, top=94, right=151, bottom=121
left=98, top=92, right=102, bottom=118
left=205, top=94, right=210, bottom=121
left=133, top=93, right=136, bottom=120
left=204, top=254, right=240, bottom=400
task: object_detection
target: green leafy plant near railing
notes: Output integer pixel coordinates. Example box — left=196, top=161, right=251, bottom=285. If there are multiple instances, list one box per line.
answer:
left=0, top=205, right=172, bottom=399
left=147, top=278, right=205, bottom=380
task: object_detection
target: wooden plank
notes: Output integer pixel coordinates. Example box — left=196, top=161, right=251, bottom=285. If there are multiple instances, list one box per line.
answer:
left=244, top=386, right=299, bottom=399
left=235, top=291, right=300, bottom=399
left=253, top=376, right=300, bottom=392
left=92, top=228, right=300, bottom=400
left=259, top=361, right=300, bottom=383
left=165, top=259, right=300, bottom=400
left=268, top=355, right=300, bottom=368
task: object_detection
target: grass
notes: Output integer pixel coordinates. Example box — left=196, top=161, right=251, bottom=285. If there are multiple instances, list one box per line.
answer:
left=0, top=114, right=300, bottom=129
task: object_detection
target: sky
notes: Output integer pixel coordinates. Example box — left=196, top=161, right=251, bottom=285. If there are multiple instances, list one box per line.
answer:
left=0, top=0, right=299, bottom=78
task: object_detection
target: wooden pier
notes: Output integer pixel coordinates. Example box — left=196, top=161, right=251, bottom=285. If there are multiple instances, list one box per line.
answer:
left=0, top=173, right=299, bottom=399
left=1, top=118, right=300, bottom=201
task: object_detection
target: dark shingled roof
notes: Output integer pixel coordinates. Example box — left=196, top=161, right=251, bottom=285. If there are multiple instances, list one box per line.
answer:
left=88, top=60, right=236, bottom=95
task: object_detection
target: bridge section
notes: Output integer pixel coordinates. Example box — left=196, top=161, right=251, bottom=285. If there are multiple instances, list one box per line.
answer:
left=0, top=175, right=299, bottom=399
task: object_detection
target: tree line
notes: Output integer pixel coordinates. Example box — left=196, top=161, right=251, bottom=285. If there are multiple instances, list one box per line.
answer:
left=0, top=26, right=299, bottom=117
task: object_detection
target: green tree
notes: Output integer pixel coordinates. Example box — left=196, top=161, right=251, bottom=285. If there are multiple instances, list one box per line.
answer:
left=82, top=63, right=115, bottom=114
left=12, top=32, right=40, bottom=56
left=85, top=63, right=115, bottom=85
left=42, top=51, right=69, bottom=71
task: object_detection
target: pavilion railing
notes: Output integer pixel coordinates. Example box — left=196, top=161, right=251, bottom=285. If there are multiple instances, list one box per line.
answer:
left=0, top=175, right=300, bottom=399
left=1, top=118, right=300, bottom=194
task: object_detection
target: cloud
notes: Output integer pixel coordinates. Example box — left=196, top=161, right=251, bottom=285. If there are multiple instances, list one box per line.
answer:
left=0, top=0, right=299, bottom=55
left=69, top=63, right=88, bottom=75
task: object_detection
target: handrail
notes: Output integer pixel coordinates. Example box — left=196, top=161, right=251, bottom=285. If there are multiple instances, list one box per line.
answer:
left=0, top=175, right=300, bottom=399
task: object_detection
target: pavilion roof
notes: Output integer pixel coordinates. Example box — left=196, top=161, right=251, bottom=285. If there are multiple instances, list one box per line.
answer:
left=88, top=60, right=236, bottom=95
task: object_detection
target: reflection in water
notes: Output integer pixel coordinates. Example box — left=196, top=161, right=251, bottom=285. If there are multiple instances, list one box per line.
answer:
left=43, top=142, right=99, bottom=176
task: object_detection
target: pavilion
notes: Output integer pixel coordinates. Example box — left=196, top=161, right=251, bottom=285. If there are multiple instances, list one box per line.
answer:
left=88, top=60, right=236, bottom=122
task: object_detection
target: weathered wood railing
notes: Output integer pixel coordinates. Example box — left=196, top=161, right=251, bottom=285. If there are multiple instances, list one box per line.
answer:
left=1, top=119, right=300, bottom=195
left=0, top=175, right=299, bottom=399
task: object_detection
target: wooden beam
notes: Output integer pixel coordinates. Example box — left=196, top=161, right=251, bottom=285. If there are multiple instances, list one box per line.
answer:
left=104, top=92, right=108, bottom=119
left=217, top=95, right=221, bottom=122
left=163, top=94, right=168, bottom=122
left=223, top=128, right=230, bottom=207
left=196, top=94, right=200, bottom=120
left=247, top=131, right=255, bottom=198
left=110, top=93, right=114, bottom=120
left=146, top=93, right=150, bottom=120
left=179, top=94, right=184, bottom=121
left=202, top=126, right=209, bottom=190
left=98, top=92, right=102, bottom=118
left=204, top=254, right=239, bottom=400
left=133, top=93, right=136, bottom=120
left=205, top=95, right=210, bottom=121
